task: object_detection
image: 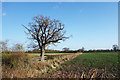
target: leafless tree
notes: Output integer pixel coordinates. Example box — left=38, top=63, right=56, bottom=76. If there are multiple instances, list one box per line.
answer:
left=0, top=41, right=2, bottom=53
left=23, top=15, right=68, bottom=61
left=0, top=40, right=9, bottom=53
left=12, top=43, right=24, bottom=52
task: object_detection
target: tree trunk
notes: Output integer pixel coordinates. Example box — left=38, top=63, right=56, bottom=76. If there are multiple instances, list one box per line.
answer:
left=40, top=46, right=45, bottom=61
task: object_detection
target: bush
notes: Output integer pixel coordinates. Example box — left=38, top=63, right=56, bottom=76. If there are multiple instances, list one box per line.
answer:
left=2, top=53, right=32, bottom=69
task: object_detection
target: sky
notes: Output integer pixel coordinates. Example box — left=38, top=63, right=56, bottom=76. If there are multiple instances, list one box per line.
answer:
left=1, top=0, right=119, bottom=2
left=2, top=2, right=118, bottom=50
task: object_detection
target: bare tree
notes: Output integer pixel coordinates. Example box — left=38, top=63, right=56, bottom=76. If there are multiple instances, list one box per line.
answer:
left=0, top=40, right=9, bottom=53
left=23, top=15, right=68, bottom=61
left=0, top=41, right=2, bottom=53
left=12, top=43, right=24, bottom=52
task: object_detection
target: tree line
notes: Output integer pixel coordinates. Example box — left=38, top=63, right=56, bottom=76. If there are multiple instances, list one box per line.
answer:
left=0, top=40, right=119, bottom=54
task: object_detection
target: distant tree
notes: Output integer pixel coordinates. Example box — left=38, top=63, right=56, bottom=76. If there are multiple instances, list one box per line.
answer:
left=82, top=47, right=84, bottom=51
left=0, top=41, right=2, bottom=53
left=62, top=47, right=69, bottom=51
left=112, top=45, right=119, bottom=51
left=12, top=43, right=24, bottom=52
left=77, top=47, right=84, bottom=52
left=23, top=15, right=68, bottom=61
left=1, top=40, right=9, bottom=53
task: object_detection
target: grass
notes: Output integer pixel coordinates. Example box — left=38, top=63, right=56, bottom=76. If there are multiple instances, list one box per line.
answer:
left=2, top=53, right=32, bottom=69
left=2, top=52, right=79, bottom=78
left=2, top=52, right=119, bottom=78
left=63, top=52, right=118, bottom=74
left=71, top=52, right=117, bottom=65
left=45, top=52, right=119, bottom=78
left=1, top=53, right=73, bottom=56
left=29, top=53, right=73, bottom=56
left=65, top=52, right=118, bottom=68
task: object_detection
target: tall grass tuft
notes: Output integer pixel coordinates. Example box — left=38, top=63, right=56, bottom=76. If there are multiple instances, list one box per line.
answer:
left=2, top=52, right=32, bottom=69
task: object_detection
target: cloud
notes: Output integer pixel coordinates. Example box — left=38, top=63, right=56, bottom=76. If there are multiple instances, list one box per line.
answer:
left=2, top=13, right=6, bottom=16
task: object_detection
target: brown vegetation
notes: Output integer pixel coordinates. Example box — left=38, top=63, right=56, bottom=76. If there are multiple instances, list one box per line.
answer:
left=2, top=53, right=81, bottom=78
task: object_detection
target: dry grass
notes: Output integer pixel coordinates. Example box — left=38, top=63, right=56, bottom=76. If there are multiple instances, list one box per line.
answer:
left=2, top=53, right=81, bottom=78
left=2, top=53, right=32, bottom=69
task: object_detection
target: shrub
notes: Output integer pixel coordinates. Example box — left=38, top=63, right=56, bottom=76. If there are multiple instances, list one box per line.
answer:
left=2, top=53, right=32, bottom=69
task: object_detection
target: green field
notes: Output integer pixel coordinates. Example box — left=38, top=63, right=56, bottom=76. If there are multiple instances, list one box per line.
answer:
left=29, top=53, right=73, bottom=55
left=46, top=52, right=119, bottom=78
left=64, top=52, right=118, bottom=70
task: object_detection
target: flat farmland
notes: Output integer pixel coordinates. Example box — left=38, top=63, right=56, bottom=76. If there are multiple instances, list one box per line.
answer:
left=29, top=53, right=76, bottom=60
left=2, top=52, right=119, bottom=78
left=29, top=53, right=74, bottom=56
left=43, top=52, right=119, bottom=78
